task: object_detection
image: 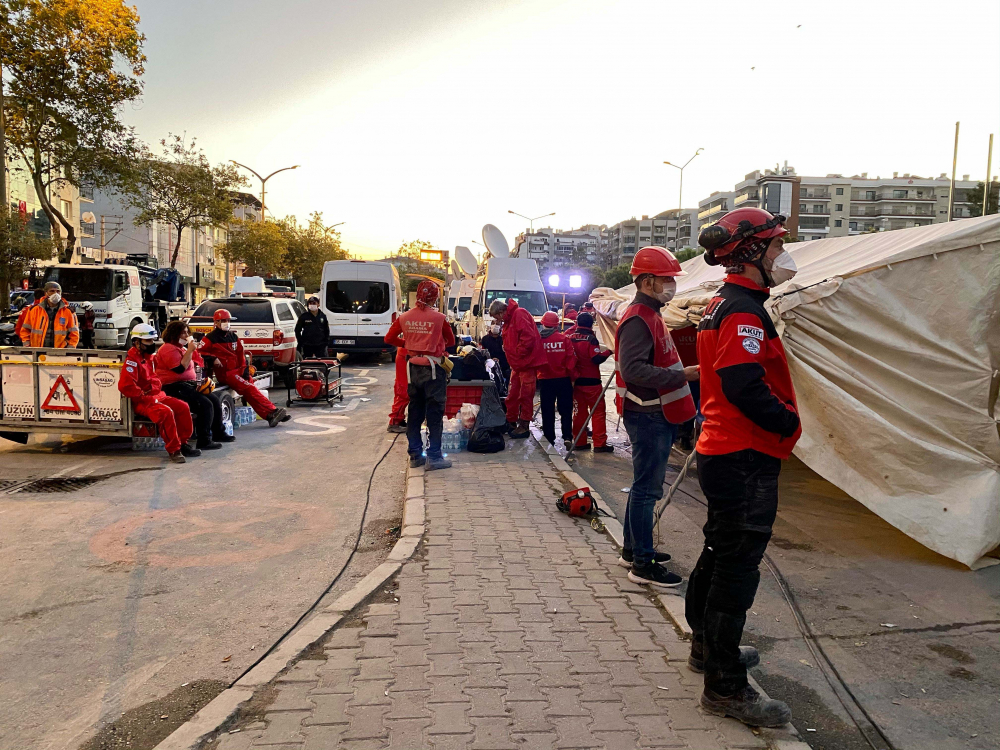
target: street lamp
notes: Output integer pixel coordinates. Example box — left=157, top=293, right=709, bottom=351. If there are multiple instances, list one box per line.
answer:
left=508, top=210, right=555, bottom=234
left=230, top=161, right=300, bottom=222
left=663, top=148, right=703, bottom=210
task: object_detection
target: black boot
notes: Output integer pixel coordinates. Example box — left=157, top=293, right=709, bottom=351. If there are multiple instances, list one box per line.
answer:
left=700, top=683, right=791, bottom=728
left=689, top=644, right=759, bottom=674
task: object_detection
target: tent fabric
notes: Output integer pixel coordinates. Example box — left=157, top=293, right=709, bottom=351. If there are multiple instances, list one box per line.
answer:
left=591, top=216, right=1000, bottom=567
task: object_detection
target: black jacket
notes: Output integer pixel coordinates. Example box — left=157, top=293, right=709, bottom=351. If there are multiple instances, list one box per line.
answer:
left=295, top=310, right=330, bottom=347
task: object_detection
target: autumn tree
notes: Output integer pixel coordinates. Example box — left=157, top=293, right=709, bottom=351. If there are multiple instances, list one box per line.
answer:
left=1, top=0, right=146, bottom=262
left=218, top=220, right=287, bottom=277
left=0, top=205, right=57, bottom=314
left=395, top=239, right=443, bottom=295
left=281, top=212, right=347, bottom=291
left=123, top=135, right=245, bottom=268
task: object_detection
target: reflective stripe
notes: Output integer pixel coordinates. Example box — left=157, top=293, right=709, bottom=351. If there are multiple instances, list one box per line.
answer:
left=659, top=384, right=692, bottom=404
left=667, top=360, right=684, bottom=371
left=67, top=326, right=79, bottom=333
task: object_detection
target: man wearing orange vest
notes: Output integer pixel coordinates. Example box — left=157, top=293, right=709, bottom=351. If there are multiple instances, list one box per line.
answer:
left=615, top=246, right=699, bottom=590
left=19, top=281, right=80, bottom=348
left=393, top=280, right=454, bottom=470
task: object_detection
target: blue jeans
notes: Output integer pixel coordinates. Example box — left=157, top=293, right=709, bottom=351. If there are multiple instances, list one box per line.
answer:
left=623, top=410, right=677, bottom=566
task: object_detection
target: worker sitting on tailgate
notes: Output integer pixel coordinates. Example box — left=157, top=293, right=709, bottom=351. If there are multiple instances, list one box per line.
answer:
left=19, top=281, right=79, bottom=348
left=489, top=297, right=547, bottom=439
left=295, top=296, right=329, bottom=359
left=569, top=312, right=613, bottom=453
left=391, top=280, right=454, bottom=470
left=14, top=289, right=45, bottom=342
left=537, top=311, right=577, bottom=448
left=118, top=324, right=198, bottom=464
left=199, top=309, right=289, bottom=428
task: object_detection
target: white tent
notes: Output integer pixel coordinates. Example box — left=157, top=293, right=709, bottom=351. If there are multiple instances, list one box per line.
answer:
left=591, top=216, right=1000, bottom=568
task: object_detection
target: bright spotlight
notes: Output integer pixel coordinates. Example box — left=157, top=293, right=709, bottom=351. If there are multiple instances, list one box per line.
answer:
left=569, top=274, right=582, bottom=289
left=548, top=274, right=560, bottom=287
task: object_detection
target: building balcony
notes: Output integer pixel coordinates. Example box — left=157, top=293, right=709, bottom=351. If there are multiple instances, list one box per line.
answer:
left=698, top=205, right=725, bottom=220
left=799, top=191, right=831, bottom=199
left=850, top=206, right=935, bottom=217
left=799, top=207, right=830, bottom=215
left=734, top=193, right=758, bottom=206
left=78, top=184, right=94, bottom=201
left=80, top=221, right=95, bottom=238
left=852, top=192, right=936, bottom=202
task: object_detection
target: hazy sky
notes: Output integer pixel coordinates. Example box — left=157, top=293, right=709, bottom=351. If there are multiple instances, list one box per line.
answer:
left=124, top=0, right=999, bottom=259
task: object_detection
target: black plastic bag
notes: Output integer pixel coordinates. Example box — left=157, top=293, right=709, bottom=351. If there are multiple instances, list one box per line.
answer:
left=473, top=382, right=507, bottom=432
left=468, top=428, right=505, bottom=453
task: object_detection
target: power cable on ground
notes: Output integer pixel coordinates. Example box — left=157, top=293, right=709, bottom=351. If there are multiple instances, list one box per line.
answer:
left=229, top=433, right=401, bottom=688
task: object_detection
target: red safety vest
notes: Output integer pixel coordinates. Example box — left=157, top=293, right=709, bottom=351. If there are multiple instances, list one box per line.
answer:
left=614, top=303, right=696, bottom=424
left=398, top=305, right=448, bottom=365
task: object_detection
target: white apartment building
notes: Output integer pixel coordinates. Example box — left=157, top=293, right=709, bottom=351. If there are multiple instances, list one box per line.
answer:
left=604, top=208, right=698, bottom=268
left=512, top=226, right=607, bottom=274
left=698, top=164, right=983, bottom=241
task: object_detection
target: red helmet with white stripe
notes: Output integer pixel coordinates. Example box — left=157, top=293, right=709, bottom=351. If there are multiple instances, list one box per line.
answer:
left=629, top=246, right=686, bottom=278
left=213, top=309, right=232, bottom=322
left=699, top=207, right=787, bottom=266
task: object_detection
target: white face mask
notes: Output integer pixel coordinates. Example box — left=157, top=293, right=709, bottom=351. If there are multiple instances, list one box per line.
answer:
left=766, top=250, right=798, bottom=286
left=491, top=325, right=500, bottom=335
left=219, top=322, right=230, bottom=331
left=651, top=278, right=676, bottom=305
left=309, top=305, right=319, bottom=312
left=179, top=337, right=190, bottom=347
left=48, top=293, right=61, bottom=304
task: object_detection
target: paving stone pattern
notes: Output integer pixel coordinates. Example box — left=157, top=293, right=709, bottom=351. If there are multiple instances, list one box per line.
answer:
left=221, top=450, right=768, bottom=749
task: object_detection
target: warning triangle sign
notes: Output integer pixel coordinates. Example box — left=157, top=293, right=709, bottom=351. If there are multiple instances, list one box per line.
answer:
left=42, top=374, right=82, bottom=413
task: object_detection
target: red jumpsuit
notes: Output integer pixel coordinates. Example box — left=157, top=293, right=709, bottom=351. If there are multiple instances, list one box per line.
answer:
left=199, top=329, right=278, bottom=419
left=501, top=299, right=547, bottom=423
left=118, top=346, right=193, bottom=454
left=383, top=320, right=409, bottom=426
left=569, top=328, right=612, bottom=448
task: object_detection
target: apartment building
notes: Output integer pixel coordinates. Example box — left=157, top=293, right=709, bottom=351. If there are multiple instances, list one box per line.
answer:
left=5, top=161, right=93, bottom=261
left=512, top=226, right=607, bottom=274
left=604, top=208, right=698, bottom=268
left=698, top=164, right=982, bottom=241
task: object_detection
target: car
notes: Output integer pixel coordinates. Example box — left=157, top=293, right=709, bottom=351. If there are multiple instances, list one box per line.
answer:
left=186, top=296, right=306, bottom=388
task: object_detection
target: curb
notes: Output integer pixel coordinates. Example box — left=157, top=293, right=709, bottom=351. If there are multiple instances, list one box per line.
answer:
left=527, top=425, right=810, bottom=749
left=153, top=440, right=424, bottom=750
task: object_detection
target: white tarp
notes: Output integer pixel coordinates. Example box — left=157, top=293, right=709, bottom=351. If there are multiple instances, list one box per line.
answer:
left=591, top=216, right=1000, bottom=568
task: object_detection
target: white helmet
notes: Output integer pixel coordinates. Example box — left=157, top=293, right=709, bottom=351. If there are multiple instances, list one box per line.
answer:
left=130, top=323, right=157, bottom=341
left=80, top=301, right=94, bottom=311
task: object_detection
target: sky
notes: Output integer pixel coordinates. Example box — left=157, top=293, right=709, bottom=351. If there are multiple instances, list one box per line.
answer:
left=123, top=0, right=1000, bottom=260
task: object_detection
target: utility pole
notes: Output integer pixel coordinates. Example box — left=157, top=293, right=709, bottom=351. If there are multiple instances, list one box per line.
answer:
left=948, top=122, right=960, bottom=222
left=99, top=215, right=123, bottom=263
left=984, top=134, right=994, bottom=216
left=1, top=54, right=7, bottom=210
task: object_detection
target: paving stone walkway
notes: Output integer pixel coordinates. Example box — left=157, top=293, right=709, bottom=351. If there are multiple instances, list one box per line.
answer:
left=217, top=445, right=771, bottom=749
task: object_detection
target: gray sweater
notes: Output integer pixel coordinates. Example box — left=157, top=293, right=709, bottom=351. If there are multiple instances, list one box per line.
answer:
left=617, top=292, right=686, bottom=413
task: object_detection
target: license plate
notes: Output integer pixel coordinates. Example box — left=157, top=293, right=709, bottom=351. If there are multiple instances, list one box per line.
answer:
left=334, top=339, right=355, bottom=345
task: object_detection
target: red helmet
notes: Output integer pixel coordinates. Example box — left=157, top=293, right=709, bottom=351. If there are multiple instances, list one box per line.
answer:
left=213, top=309, right=232, bottom=322
left=629, top=246, right=686, bottom=278
left=699, top=207, right=787, bottom=265
left=415, top=280, right=439, bottom=308
left=541, top=311, right=560, bottom=327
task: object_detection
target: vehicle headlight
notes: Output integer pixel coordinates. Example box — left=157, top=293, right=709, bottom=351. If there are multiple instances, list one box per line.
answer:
left=95, top=322, right=115, bottom=329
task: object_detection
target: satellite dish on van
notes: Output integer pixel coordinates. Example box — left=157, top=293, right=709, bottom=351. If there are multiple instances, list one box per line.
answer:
left=450, top=259, right=463, bottom=278
left=455, top=246, right=478, bottom=276
left=482, top=225, right=509, bottom=258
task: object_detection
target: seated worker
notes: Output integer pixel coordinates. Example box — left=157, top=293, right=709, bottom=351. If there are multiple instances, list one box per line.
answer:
left=537, top=311, right=578, bottom=447
left=295, top=296, right=329, bottom=358
left=14, top=289, right=45, bottom=342
left=569, top=312, right=613, bottom=452
left=154, top=320, right=232, bottom=450
left=198, top=309, right=289, bottom=428
left=19, top=281, right=79, bottom=348
left=118, top=324, right=198, bottom=464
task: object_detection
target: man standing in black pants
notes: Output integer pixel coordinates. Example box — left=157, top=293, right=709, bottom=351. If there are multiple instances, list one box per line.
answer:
left=687, top=207, right=801, bottom=727
left=295, top=296, right=330, bottom=358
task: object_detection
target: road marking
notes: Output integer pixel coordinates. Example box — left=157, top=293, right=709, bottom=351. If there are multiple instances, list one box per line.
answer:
left=332, top=398, right=362, bottom=412
left=286, top=413, right=351, bottom=436
left=343, top=375, right=378, bottom=386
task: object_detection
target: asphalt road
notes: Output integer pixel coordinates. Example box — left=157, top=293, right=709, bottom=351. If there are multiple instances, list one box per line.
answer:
left=563, top=386, right=1000, bottom=750
left=0, top=356, right=406, bottom=750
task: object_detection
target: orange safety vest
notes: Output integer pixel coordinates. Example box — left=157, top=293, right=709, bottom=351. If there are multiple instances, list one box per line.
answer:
left=614, top=302, right=695, bottom=424
left=19, top=301, right=80, bottom=349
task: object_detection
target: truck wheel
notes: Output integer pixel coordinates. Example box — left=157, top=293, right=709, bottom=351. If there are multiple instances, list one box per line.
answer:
left=219, top=392, right=236, bottom=433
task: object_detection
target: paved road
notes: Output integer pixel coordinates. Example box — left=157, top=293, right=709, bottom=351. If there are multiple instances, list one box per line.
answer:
left=563, top=386, right=1000, bottom=750
left=0, top=358, right=407, bottom=750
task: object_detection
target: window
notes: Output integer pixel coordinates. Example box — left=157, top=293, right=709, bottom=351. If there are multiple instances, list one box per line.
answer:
left=61, top=199, right=73, bottom=220
left=866, top=191, right=876, bottom=200
left=849, top=222, right=858, bottom=231
left=836, top=187, right=844, bottom=196
left=276, top=302, right=294, bottom=322
left=113, top=272, right=129, bottom=296
left=483, top=289, right=548, bottom=317
left=799, top=203, right=807, bottom=212
left=813, top=205, right=824, bottom=213
left=42, top=267, right=113, bottom=301
left=893, top=189, right=907, bottom=199
left=812, top=236, right=822, bottom=240
left=835, top=219, right=843, bottom=227
left=291, top=301, right=307, bottom=318
left=193, top=300, right=275, bottom=323
left=458, top=297, right=472, bottom=312
left=835, top=204, right=843, bottom=212
left=325, top=280, right=390, bottom=314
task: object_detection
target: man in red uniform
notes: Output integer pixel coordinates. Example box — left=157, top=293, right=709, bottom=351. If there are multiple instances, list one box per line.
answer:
left=383, top=341, right=409, bottom=433
left=536, top=311, right=577, bottom=447
left=199, top=309, right=289, bottom=427
left=118, top=324, right=197, bottom=464
left=569, top=312, right=613, bottom=452
left=391, top=280, right=454, bottom=469
left=686, top=207, right=801, bottom=727
left=489, top=297, right=546, bottom=439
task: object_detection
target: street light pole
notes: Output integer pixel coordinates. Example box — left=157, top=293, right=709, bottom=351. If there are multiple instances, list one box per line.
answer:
left=663, top=148, right=703, bottom=210
left=508, top=210, right=555, bottom=234
left=230, top=162, right=300, bottom=222
left=947, top=123, right=959, bottom=222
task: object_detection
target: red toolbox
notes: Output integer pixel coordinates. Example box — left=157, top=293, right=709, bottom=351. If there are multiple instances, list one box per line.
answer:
left=445, top=380, right=493, bottom=418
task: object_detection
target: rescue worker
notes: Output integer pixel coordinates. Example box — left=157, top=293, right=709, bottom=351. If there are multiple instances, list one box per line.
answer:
left=19, top=281, right=80, bottom=348
left=393, top=280, right=454, bottom=470
left=685, top=208, right=801, bottom=727
left=480, top=318, right=510, bottom=389
left=383, top=321, right=409, bottom=433
left=489, top=297, right=546, bottom=439
left=615, top=246, right=699, bottom=590
left=14, top=289, right=45, bottom=342
left=79, top=301, right=97, bottom=349
left=445, top=311, right=459, bottom=355
left=295, top=296, right=329, bottom=358
left=569, top=312, right=613, bottom=452
left=199, top=309, right=289, bottom=427
left=561, top=302, right=578, bottom=332
left=536, top=311, right=577, bottom=447
left=118, top=324, right=198, bottom=464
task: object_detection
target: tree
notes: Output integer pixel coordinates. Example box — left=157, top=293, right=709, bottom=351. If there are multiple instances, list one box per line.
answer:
left=396, top=238, right=433, bottom=261
left=968, top=181, right=999, bottom=217
left=281, top=212, right=347, bottom=292
left=0, top=205, right=56, bottom=314
left=674, top=247, right=704, bottom=264
left=124, top=134, right=245, bottom=268
left=602, top=264, right=633, bottom=291
left=218, top=219, right=287, bottom=277
left=394, top=239, right=442, bottom=296
left=1, top=0, right=146, bottom=262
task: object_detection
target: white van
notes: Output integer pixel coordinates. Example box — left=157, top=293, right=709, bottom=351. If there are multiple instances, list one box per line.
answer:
left=468, top=257, right=547, bottom=341
left=320, top=260, right=402, bottom=358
